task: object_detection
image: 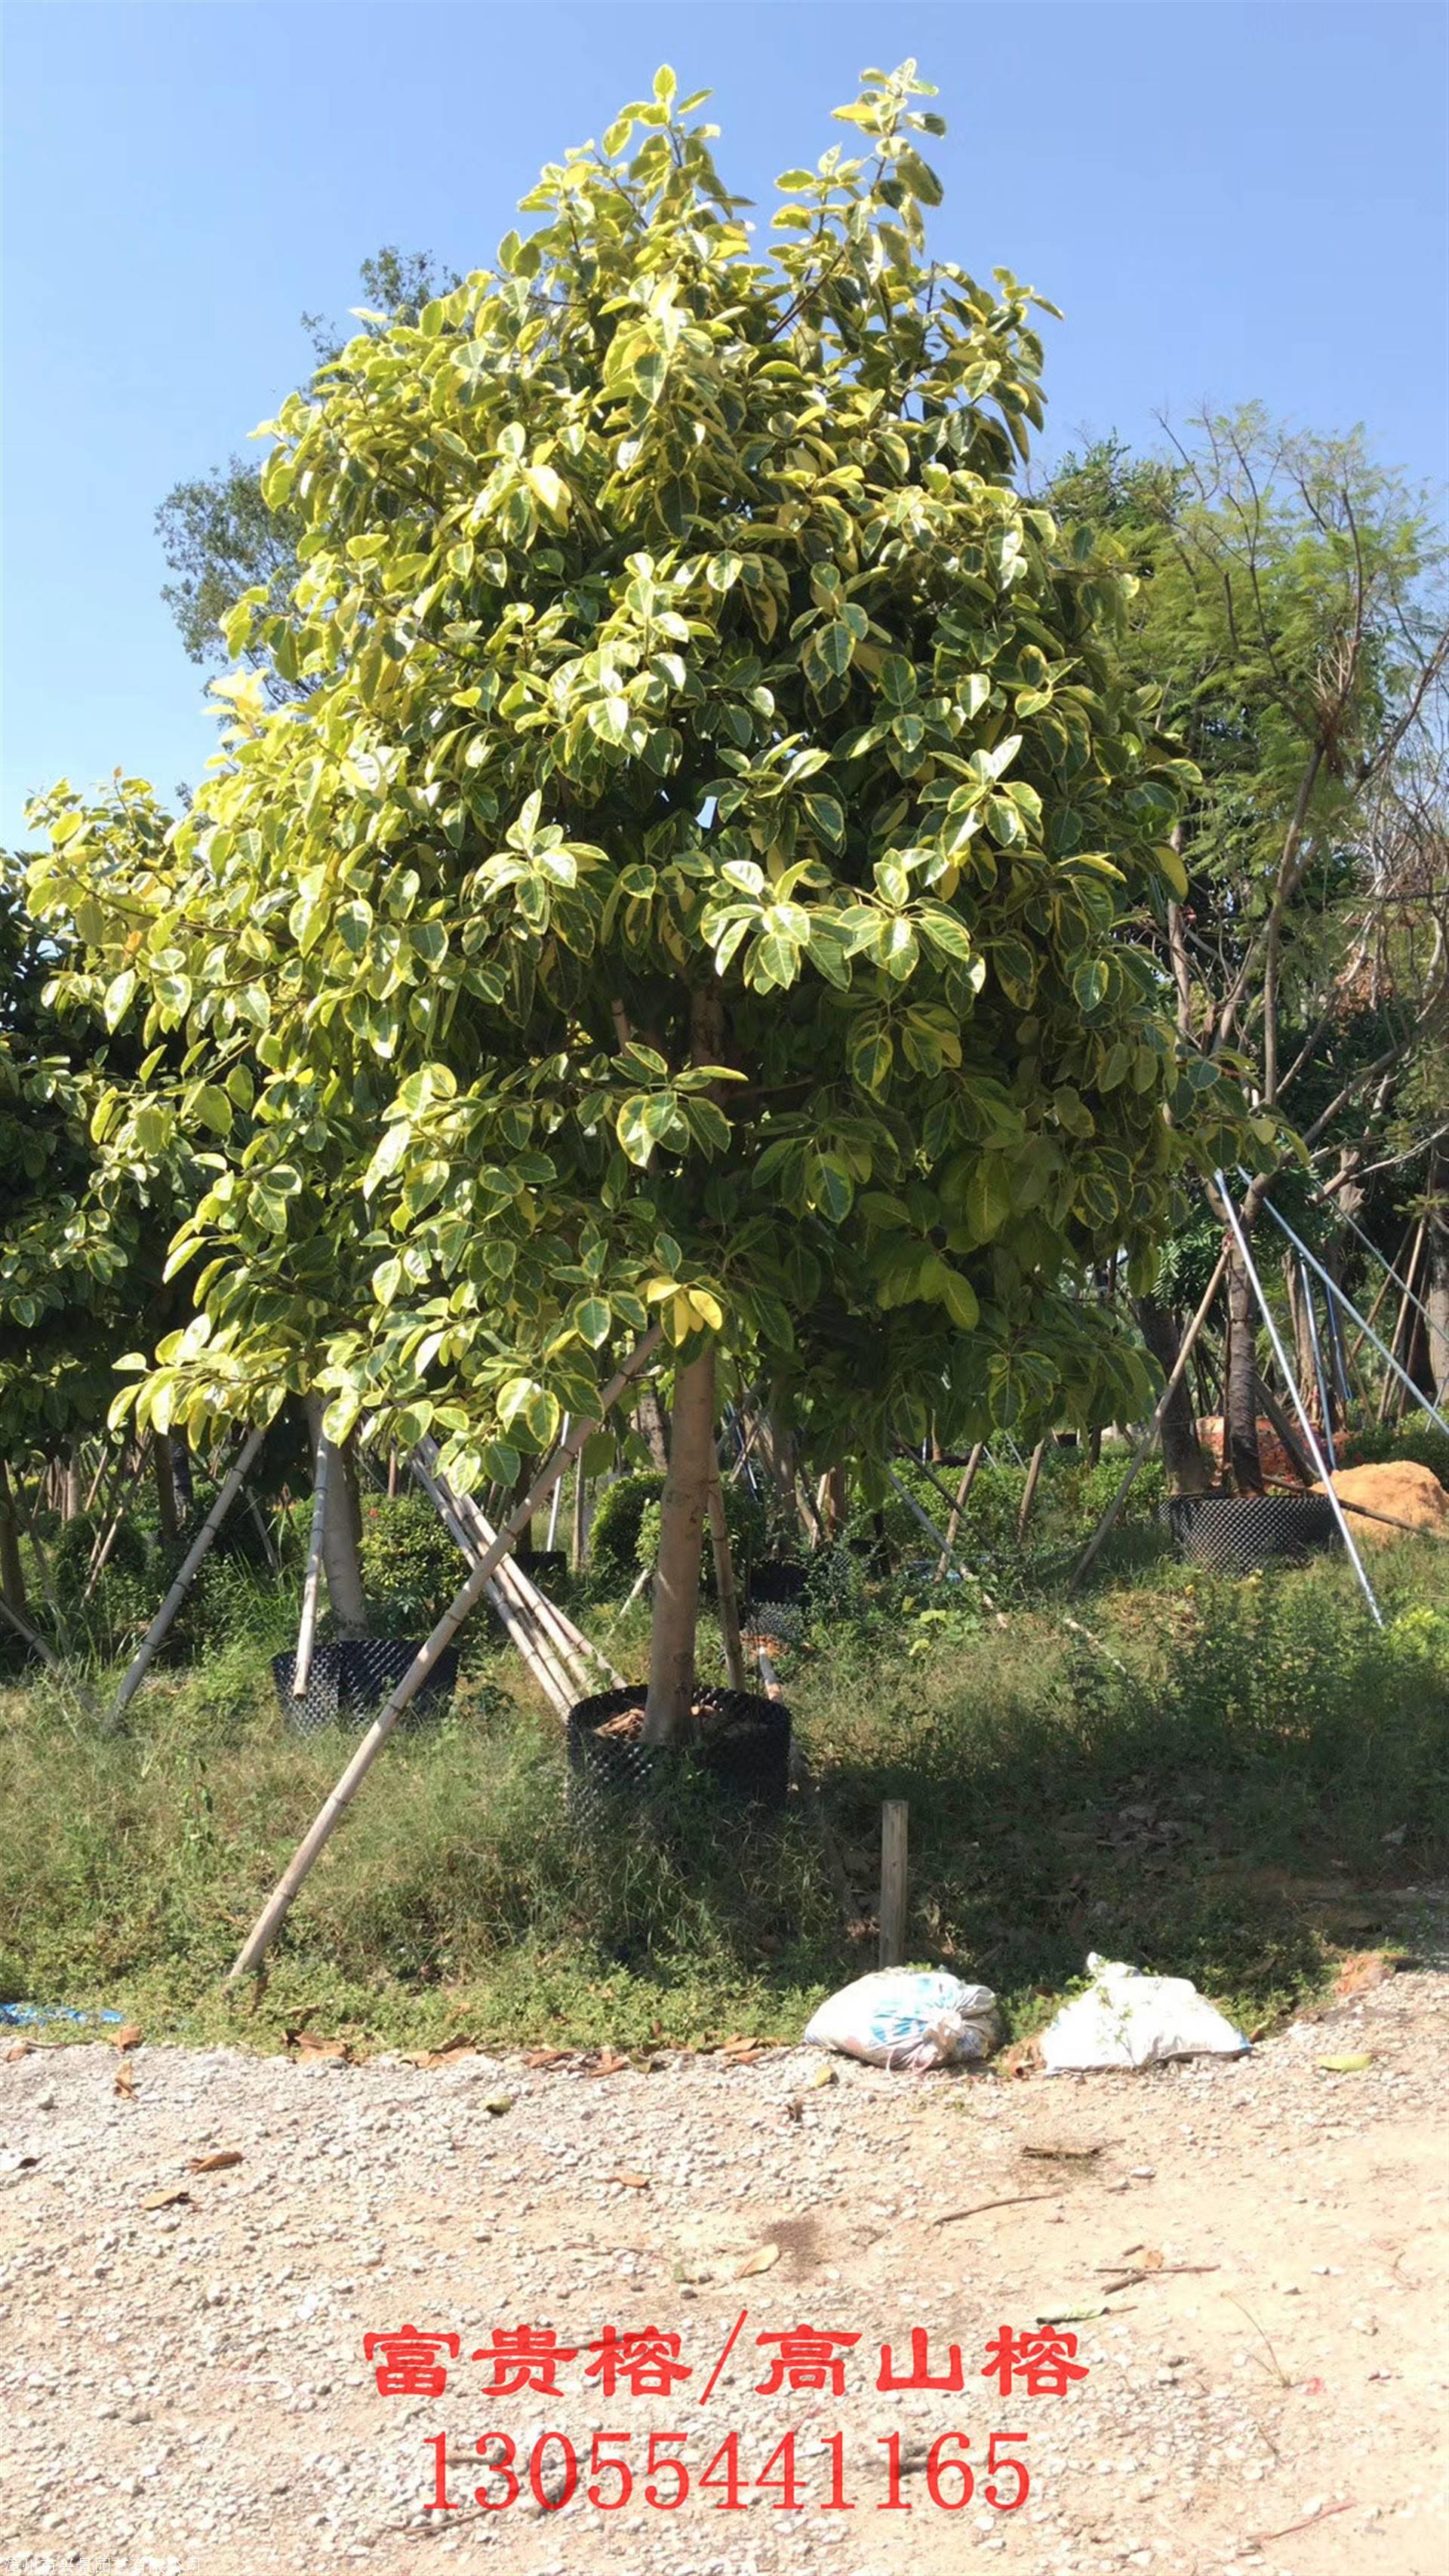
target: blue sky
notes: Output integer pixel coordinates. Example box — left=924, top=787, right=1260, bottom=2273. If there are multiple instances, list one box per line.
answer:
left=3, top=1, right=1444, bottom=845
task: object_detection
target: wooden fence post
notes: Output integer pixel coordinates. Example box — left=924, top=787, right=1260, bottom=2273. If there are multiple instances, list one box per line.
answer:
left=878, top=1802, right=909, bottom=1968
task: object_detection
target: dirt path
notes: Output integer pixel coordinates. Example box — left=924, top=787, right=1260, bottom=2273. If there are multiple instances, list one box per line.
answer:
left=2, top=1931, right=1444, bottom=2576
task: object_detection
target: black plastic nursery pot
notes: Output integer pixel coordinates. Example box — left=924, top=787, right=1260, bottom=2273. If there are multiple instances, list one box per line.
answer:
left=272, top=1638, right=460, bottom=1738
left=517, top=1547, right=568, bottom=1583
left=744, top=1561, right=808, bottom=1607
left=565, top=1684, right=792, bottom=1827
left=1161, top=1491, right=1337, bottom=1576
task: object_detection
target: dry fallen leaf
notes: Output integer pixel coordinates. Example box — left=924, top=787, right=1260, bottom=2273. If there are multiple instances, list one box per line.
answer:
left=524, top=2048, right=565, bottom=2068
left=1316, top=2052, right=1372, bottom=2073
left=735, top=2242, right=780, bottom=2279
left=113, top=2060, right=136, bottom=2099
left=294, top=2032, right=352, bottom=2062
left=5, top=2042, right=31, bottom=2062
left=808, top=2061, right=838, bottom=2089
left=141, top=2186, right=189, bottom=2211
left=1140, top=2247, right=1164, bottom=2271
left=187, top=2150, right=243, bottom=2174
left=1022, top=2141, right=1106, bottom=2162
left=114, top=2024, right=143, bottom=2053
left=607, top=2171, right=651, bottom=2190
left=591, top=2050, right=629, bottom=2077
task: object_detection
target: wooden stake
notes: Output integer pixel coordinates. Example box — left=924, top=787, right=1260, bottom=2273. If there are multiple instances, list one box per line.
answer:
left=224, top=1335, right=661, bottom=1984
left=878, top=1801, right=909, bottom=1969
left=292, top=1431, right=331, bottom=1697
left=1070, top=1248, right=1229, bottom=1588
left=707, top=1465, right=748, bottom=1692
left=411, top=1454, right=577, bottom=1712
left=1016, top=1441, right=1048, bottom=1543
left=106, top=1427, right=266, bottom=1726
left=936, top=1443, right=984, bottom=1577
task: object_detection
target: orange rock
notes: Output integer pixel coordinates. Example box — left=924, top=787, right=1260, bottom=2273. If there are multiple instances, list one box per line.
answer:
left=1312, top=1459, right=1449, bottom=1546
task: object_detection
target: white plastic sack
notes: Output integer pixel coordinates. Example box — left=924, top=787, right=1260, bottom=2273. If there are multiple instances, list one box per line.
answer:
left=1041, top=1953, right=1250, bottom=2073
left=804, top=1969, right=998, bottom=2071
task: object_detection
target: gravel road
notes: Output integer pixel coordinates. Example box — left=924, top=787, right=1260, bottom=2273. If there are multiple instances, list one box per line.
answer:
left=2, top=1931, right=1444, bottom=2576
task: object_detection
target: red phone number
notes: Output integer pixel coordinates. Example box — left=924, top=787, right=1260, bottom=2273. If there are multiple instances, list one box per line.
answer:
left=426, top=2427, right=1031, bottom=2514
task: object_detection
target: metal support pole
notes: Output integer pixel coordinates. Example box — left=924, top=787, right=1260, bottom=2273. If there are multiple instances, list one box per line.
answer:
left=1254, top=1195, right=1449, bottom=1438
left=1300, top=1257, right=1336, bottom=1441
left=292, top=1431, right=331, bottom=1697
left=1216, top=1175, right=1382, bottom=1626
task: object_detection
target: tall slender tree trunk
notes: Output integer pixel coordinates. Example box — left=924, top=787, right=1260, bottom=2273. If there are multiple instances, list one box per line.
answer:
left=1224, top=1245, right=1265, bottom=1494
left=60, top=1448, right=82, bottom=1524
left=635, top=1388, right=670, bottom=1473
left=641, top=1346, right=715, bottom=1747
left=0, top=1463, right=27, bottom=1621
left=153, top=1435, right=179, bottom=1543
left=303, top=1399, right=370, bottom=1638
left=1134, top=1296, right=1211, bottom=1495
left=169, top=1431, right=194, bottom=1519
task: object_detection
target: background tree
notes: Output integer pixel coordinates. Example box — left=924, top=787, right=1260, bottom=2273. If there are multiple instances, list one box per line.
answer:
left=156, top=248, right=456, bottom=699
left=1048, top=418, right=1449, bottom=1480
left=33, top=64, right=1247, bottom=1737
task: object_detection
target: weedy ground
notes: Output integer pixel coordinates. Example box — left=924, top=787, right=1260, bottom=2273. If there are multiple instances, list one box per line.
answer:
left=2, top=1525, right=1446, bottom=2057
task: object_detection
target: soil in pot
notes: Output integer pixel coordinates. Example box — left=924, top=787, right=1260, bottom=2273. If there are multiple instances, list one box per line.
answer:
left=567, top=1682, right=792, bottom=1824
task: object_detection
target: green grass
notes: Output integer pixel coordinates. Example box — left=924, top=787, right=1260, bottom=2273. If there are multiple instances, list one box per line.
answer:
left=2, top=1534, right=1446, bottom=2057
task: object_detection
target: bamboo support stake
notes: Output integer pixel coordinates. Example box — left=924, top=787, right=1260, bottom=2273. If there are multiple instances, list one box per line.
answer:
left=292, top=1432, right=332, bottom=1697
left=1351, top=1217, right=1416, bottom=1364
left=1070, top=1249, right=1230, bottom=1589
left=878, top=1802, right=909, bottom=1969
left=410, top=1455, right=577, bottom=1712
left=426, top=1449, right=623, bottom=1690
left=546, top=1416, right=570, bottom=1553
left=1016, top=1441, right=1048, bottom=1543
left=936, top=1443, right=984, bottom=1577
left=107, top=1427, right=266, bottom=1727
left=707, top=1465, right=748, bottom=1692
left=226, top=1336, right=660, bottom=1981
left=1377, top=1219, right=1426, bottom=1422
left=82, top=1444, right=151, bottom=1602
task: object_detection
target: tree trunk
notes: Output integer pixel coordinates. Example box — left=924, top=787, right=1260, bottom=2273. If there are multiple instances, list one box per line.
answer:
left=641, top=1347, right=715, bottom=1747
left=169, top=1431, right=194, bottom=1518
left=0, top=1463, right=27, bottom=1621
left=1134, top=1297, right=1211, bottom=1495
left=60, top=1449, right=82, bottom=1524
left=153, top=1435, right=179, bottom=1543
left=635, top=1387, right=670, bottom=1473
left=1224, top=1245, right=1265, bottom=1493
left=752, top=1409, right=797, bottom=1520
left=1284, top=1260, right=1319, bottom=1420
left=1424, top=1196, right=1449, bottom=1407
left=303, top=1399, right=370, bottom=1638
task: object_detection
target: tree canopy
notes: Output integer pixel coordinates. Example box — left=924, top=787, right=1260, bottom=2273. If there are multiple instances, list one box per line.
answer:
left=31, top=63, right=1247, bottom=1556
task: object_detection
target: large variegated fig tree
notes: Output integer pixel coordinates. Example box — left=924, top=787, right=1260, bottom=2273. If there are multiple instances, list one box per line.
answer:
left=29, top=63, right=1244, bottom=1737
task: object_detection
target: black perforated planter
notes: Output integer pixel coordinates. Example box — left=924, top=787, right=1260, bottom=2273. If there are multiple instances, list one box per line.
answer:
left=746, top=1562, right=808, bottom=1606
left=1161, top=1491, right=1338, bottom=1576
left=272, top=1639, right=460, bottom=1738
left=566, top=1684, right=792, bottom=1828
